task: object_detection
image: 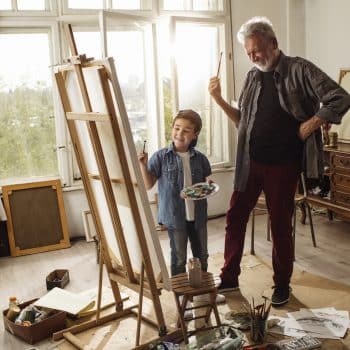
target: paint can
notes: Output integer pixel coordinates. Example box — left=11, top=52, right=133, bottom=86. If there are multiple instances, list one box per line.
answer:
left=328, top=131, right=338, bottom=148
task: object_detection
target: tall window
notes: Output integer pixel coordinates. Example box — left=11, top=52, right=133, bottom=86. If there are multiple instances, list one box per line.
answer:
left=0, top=31, right=58, bottom=182
left=173, top=21, right=226, bottom=163
left=108, top=30, right=148, bottom=151
left=73, top=27, right=148, bottom=152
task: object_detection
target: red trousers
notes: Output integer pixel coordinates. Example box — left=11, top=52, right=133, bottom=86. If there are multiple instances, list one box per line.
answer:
left=220, top=160, right=300, bottom=287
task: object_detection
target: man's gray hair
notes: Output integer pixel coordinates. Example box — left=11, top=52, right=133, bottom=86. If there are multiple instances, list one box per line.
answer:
left=237, top=16, right=276, bottom=44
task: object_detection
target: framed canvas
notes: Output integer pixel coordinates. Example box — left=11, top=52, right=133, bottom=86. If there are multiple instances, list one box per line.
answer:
left=2, top=179, right=70, bottom=257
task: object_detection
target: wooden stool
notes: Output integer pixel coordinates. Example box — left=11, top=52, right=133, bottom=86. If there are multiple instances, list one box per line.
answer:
left=170, top=272, right=222, bottom=344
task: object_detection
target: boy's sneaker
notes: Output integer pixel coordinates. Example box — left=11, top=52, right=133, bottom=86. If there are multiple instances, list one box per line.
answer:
left=271, top=285, right=291, bottom=306
left=215, top=293, right=226, bottom=304
left=194, top=293, right=226, bottom=304
left=217, top=282, right=239, bottom=293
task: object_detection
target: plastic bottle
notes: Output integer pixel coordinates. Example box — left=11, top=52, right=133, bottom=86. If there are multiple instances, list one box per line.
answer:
left=6, top=297, right=20, bottom=322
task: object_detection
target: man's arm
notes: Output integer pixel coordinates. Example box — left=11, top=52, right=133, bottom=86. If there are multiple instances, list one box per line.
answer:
left=298, top=115, right=325, bottom=141
left=208, top=77, right=241, bottom=128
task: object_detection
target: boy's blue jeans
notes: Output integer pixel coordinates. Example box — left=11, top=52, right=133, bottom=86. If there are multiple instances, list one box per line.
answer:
left=167, top=221, right=208, bottom=276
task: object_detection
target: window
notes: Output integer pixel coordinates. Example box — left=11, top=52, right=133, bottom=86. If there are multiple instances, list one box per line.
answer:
left=0, top=0, right=12, bottom=10
left=0, top=0, right=233, bottom=186
left=68, top=0, right=103, bottom=9
left=162, top=0, right=223, bottom=11
left=17, top=0, right=46, bottom=10
left=0, top=0, right=52, bottom=12
left=0, top=31, right=58, bottom=183
left=162, top=17, right=230, bottom=165
left=66, top=0, right=152, bottom=11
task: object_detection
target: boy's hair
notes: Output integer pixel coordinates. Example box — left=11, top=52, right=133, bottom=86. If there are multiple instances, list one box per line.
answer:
left=172, top=109, right=202, bottom=133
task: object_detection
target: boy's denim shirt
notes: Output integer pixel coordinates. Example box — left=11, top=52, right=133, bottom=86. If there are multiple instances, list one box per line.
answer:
left=148, top=143, right=211, bottom=230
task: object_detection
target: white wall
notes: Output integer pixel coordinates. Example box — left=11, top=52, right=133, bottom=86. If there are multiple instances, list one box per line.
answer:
left=305, top=0, right=350, bottom=81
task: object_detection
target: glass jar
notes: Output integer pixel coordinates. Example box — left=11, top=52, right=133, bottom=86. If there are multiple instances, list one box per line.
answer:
left=188, top=257, right=202, bottom=288
left=6, top=296, right=20, bottom=322
left=328, top=131, right=338, bottom=148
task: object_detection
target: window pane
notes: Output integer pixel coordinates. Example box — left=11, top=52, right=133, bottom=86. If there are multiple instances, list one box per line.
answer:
left=74, top=31, right=101, bottom=59
left=0, top=33, right=58, bottom=181
left=162, top=0, right=223, bottom=11
left=162, top=0, right=184, bottom=10
left=111, top=0, right=141, bottom=10
left=0, top=0, right=12, bottom=10
left=107, top=31, right=147, bottom=150
left=68, top=0, right=103, bottom=9
left=175, top=23, right=224, bottom=163
left=193, top=0, right=223, bottom=11
left=17, top=0, right=46, bottom=10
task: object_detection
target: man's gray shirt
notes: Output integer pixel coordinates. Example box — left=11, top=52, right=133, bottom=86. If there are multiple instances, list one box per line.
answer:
left=234, top=51, right=350, bottom=191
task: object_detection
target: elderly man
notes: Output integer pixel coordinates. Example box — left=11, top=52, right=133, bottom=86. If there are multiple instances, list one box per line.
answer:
left=209, top=16, right=350, bottom=306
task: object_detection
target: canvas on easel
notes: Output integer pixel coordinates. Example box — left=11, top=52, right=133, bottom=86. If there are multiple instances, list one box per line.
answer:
left=53, top=24, right=170, bottom=343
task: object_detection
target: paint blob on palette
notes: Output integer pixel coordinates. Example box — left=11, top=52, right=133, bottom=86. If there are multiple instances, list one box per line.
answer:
left=181, top=182, right=219, bottom=200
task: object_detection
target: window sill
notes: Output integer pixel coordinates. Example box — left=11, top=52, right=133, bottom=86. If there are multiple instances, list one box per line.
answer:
left=212, top=166, right=234, bottom=174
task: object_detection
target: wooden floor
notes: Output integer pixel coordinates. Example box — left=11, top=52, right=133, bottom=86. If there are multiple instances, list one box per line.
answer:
left=0, top=210, right=349, bottom=349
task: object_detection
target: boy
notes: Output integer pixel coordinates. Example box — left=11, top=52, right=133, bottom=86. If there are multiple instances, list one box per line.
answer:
left=138, top=110, right=225, bottom=315
left=138, top=109, right=211, bottom=276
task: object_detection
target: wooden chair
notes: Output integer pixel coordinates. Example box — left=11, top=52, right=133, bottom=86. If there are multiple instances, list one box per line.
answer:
left=250, top=173, right=316, bottom=256
left=170, top=272, right=221, bottom=344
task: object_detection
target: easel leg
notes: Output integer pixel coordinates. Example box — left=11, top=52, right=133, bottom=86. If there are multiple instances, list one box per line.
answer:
left=136, top=263, right=145, bottom=347
left=96, top=242, right=104, bottom=320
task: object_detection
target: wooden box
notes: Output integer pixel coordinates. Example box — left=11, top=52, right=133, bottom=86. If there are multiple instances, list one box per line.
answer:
left=3, top=299, right=66, bottom=344
left=46, top=269, right=70, bottom=290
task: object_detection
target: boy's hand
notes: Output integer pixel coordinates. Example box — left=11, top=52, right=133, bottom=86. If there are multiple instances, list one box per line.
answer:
left=137, top=152, right=148, bottom=166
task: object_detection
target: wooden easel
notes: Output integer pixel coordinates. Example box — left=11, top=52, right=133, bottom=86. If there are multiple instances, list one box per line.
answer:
left=52, top=24, right=169, bottom=347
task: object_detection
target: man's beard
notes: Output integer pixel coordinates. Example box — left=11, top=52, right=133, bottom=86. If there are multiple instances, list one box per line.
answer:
left=254, top=55, right=275, bottom=72
left=254, top=62, right=274, bottom=72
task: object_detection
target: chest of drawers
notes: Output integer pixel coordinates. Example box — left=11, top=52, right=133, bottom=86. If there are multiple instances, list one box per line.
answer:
left=307, top=142, right=350, bottom=220
left=329, top=143, right=350, bottom=209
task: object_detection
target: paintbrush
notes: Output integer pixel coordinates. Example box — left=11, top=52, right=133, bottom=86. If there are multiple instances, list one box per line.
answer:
left=216, top=51, right=223, bottom=78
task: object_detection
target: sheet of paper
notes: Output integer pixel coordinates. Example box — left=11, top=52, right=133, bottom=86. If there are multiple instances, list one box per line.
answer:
left=287, top=308, right=348, bottom=338
left=34, top=287, right=95, bottom=315
left=268, top=316, right=325, bottom=339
